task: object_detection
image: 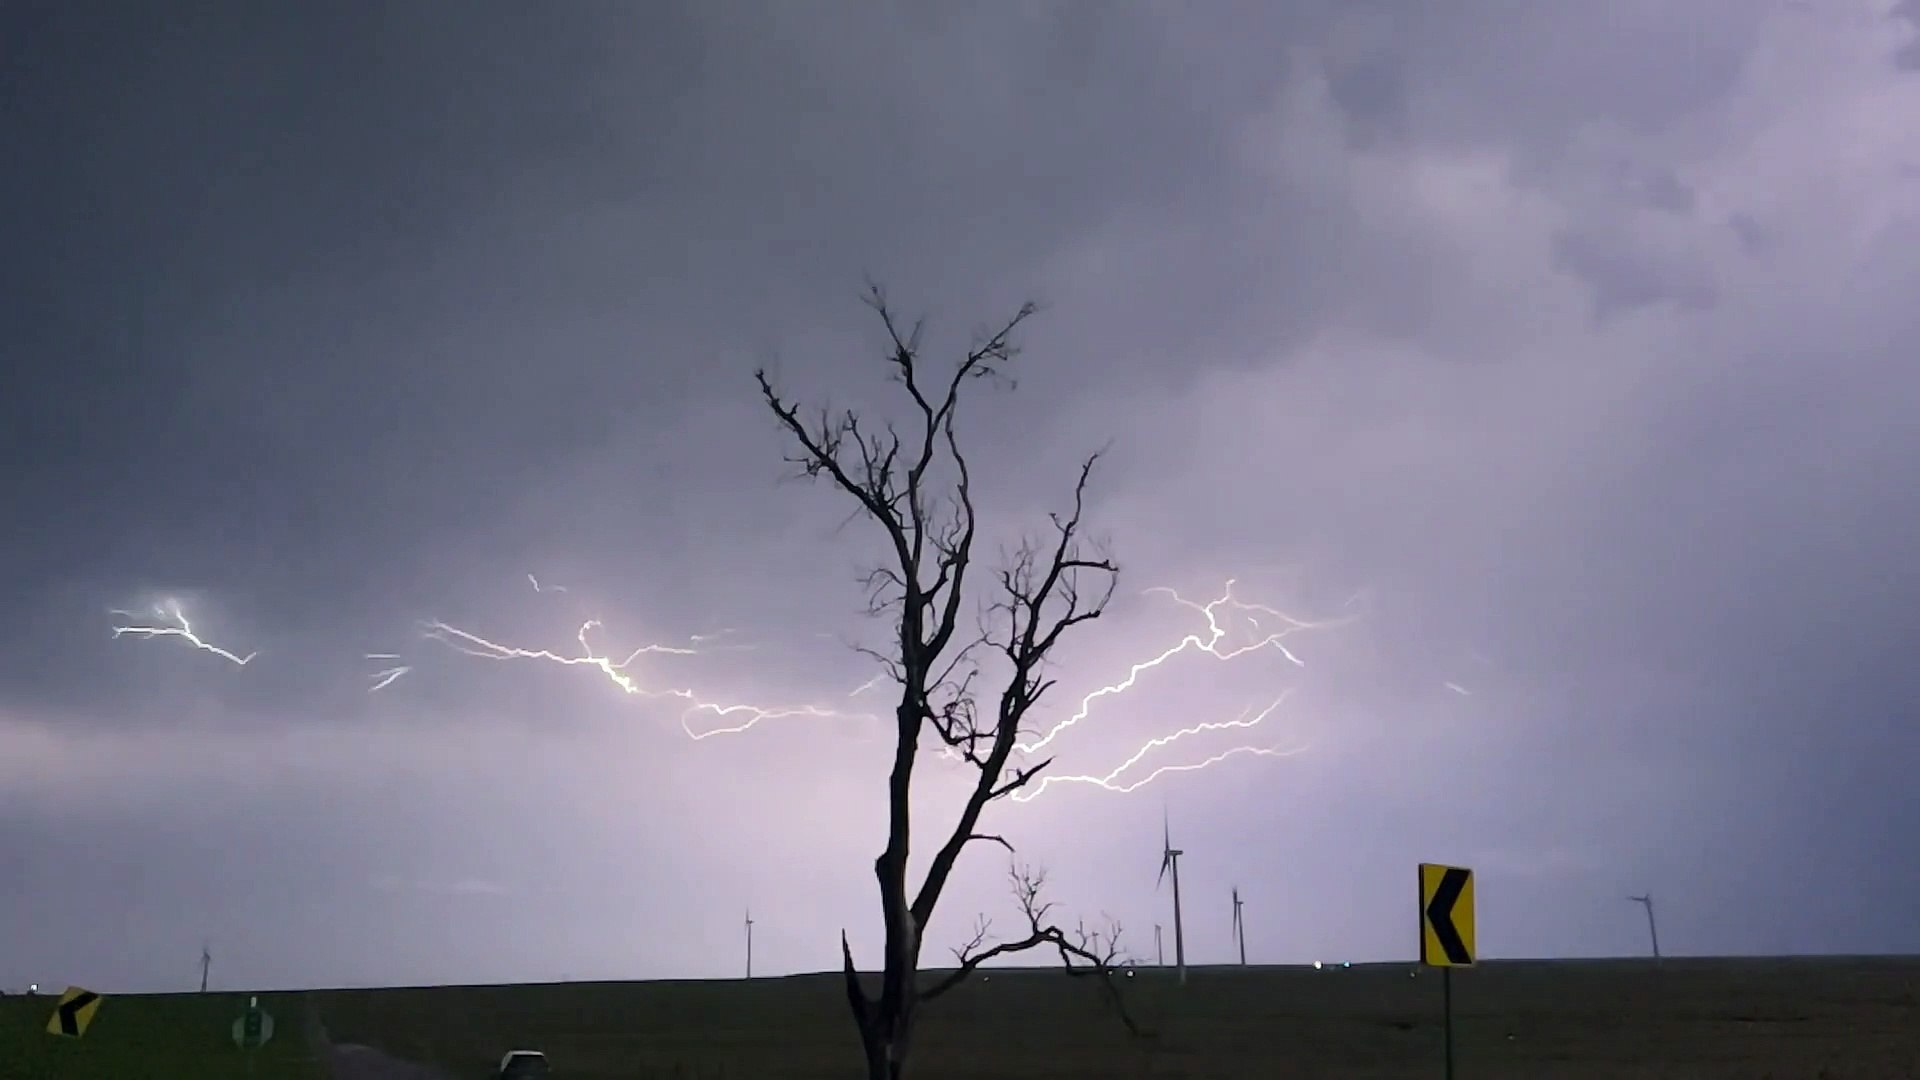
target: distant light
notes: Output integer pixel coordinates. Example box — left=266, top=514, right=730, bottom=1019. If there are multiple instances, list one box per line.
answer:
left=28, top=984, right=36, bottom=993
left=1343, top=962, right=1351, bottom=969
left=1312, top=961, right=1323, bottom=970
left=1125, top=970, right=1135, bottom=979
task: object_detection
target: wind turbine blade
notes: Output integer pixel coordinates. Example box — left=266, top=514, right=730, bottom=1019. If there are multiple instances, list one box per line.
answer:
left=1156, top=808, right=1172, bottom=887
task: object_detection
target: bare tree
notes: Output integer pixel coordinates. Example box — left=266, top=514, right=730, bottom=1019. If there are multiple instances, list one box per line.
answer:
left=926, top=863, right=1142, bottom=1038
left=756, top=285, right=1130, bottom=1079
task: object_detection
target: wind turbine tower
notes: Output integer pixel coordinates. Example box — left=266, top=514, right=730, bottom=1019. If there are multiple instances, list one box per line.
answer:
left=1231, top=886, right=1247, bottom=966
left=744, top=909, right=755, bottom=979
left=1628, top=894, right=1661, bottom=959
left=199, top=941, right=211, bottom=993
left=1157, top=811, right=1187, bottom=985
left=1154, top=923, right=1164, bottom=967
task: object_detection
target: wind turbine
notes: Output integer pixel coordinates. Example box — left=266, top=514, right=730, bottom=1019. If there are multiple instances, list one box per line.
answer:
left=1157, top=809, right=1187, bottom=985
left=744, top=909, right=755, bottom=979
left=199, top=941, right=211, bottom=993
left=1231, top=886, right=1247, bottom=966
left=1628, top=894, right=1661, bottom=959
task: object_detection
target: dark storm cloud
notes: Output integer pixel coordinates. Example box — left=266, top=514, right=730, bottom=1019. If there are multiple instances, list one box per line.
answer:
left=1, top=0, right=1315, bottom=699
left=6, top=0, right=1920, bottom=992
left=1549, top=225, right=1720, bottom=319
left=1897, top=0, right=1920, bottom=67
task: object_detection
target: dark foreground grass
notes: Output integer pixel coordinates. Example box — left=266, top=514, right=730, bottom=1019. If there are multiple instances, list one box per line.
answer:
left=0, top=989, right=322, bottom=1079
left=308, top=956, right=1920, bottom=1079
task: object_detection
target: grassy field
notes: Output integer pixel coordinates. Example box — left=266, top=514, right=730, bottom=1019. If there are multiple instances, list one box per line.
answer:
left=303, top=956, right=1920, bottom=1079
left=0, top=989, right=322, bottom=1079
left=5, top=958, right=1912, bottom=1078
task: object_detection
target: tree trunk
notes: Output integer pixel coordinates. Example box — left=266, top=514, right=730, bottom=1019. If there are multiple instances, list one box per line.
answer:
left=848, top=972, right=914, bottom=1080
left=858, top=1021, right=911, bottom=1080
left=856, top=930, right=913, bottom=1068
left=853, top=701, right=922, bottom=1077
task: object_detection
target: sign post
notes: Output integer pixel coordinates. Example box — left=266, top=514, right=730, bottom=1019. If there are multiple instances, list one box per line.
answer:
left=1419, top=863, right=1476, bottom=1080
left=232, top=995, right=275, bottom=1077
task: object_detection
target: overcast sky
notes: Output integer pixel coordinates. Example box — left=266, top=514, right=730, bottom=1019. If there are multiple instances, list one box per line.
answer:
left=5, top=0, right=1920, bottom=994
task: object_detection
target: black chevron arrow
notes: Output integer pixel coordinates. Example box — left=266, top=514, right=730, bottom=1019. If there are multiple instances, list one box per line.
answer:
left=55, top=991, right=98, bottom=1037
left=1424, top=868, right=1473, bottom=965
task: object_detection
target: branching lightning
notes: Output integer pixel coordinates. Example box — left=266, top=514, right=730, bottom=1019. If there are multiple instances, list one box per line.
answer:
left=418, top=577, right=1337, bottom=790
left=1002, top=582, right=1350, bottom=801
left=420, top=618, right=873, bottom=739
left=1010, top=695, right=1307, bottom=802
left=1015, top=581, right=1335, bottom=757
left=110, top=601, right=257, bottom=666
left=367, top=654, right=412, bottom=692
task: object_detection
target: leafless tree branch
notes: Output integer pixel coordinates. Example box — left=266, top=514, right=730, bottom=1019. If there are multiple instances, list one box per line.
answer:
left=918, top=864, right=1146, bottom=1039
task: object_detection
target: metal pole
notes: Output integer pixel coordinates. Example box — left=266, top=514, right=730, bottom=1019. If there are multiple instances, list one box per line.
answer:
left=1443, top=966, right=1455, bottom=1080
left=1170, top=856, right=1187, bottom=985
left=1630, top=895, right=1661, bottom=960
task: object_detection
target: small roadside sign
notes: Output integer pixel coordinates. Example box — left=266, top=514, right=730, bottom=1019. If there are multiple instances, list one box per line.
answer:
left=232, top=996, right=275, bottom=1050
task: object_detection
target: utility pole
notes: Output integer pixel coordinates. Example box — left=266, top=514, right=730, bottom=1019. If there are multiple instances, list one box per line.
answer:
left=1629, top=894, right=1661, bottom=959
left=744, top=909, right=754, bottom=979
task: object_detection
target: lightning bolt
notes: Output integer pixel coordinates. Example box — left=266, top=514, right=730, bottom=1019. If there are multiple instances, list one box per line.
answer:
left=422, top=578, right=1333, bottom=785
left=420, top=618, right=873, bottom=739
left=366, top=654, right=412, bottom=692
left=1015, top=581, right=1342, bottom=757
left=111, top=600, right=257, bottom=666
left=525, top=574, right=742, bottom=648
left=1011, top=695, right=1307, bottom=801
left=994, top=581, right=1354, bottom=802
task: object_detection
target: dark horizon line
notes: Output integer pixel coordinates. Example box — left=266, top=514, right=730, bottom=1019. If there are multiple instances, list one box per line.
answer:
left=44, top=951, right=1920, bottom=998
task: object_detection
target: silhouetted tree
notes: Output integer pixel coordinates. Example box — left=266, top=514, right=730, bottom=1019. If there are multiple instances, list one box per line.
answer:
left=757, top=285, right=1135, bottom=1080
